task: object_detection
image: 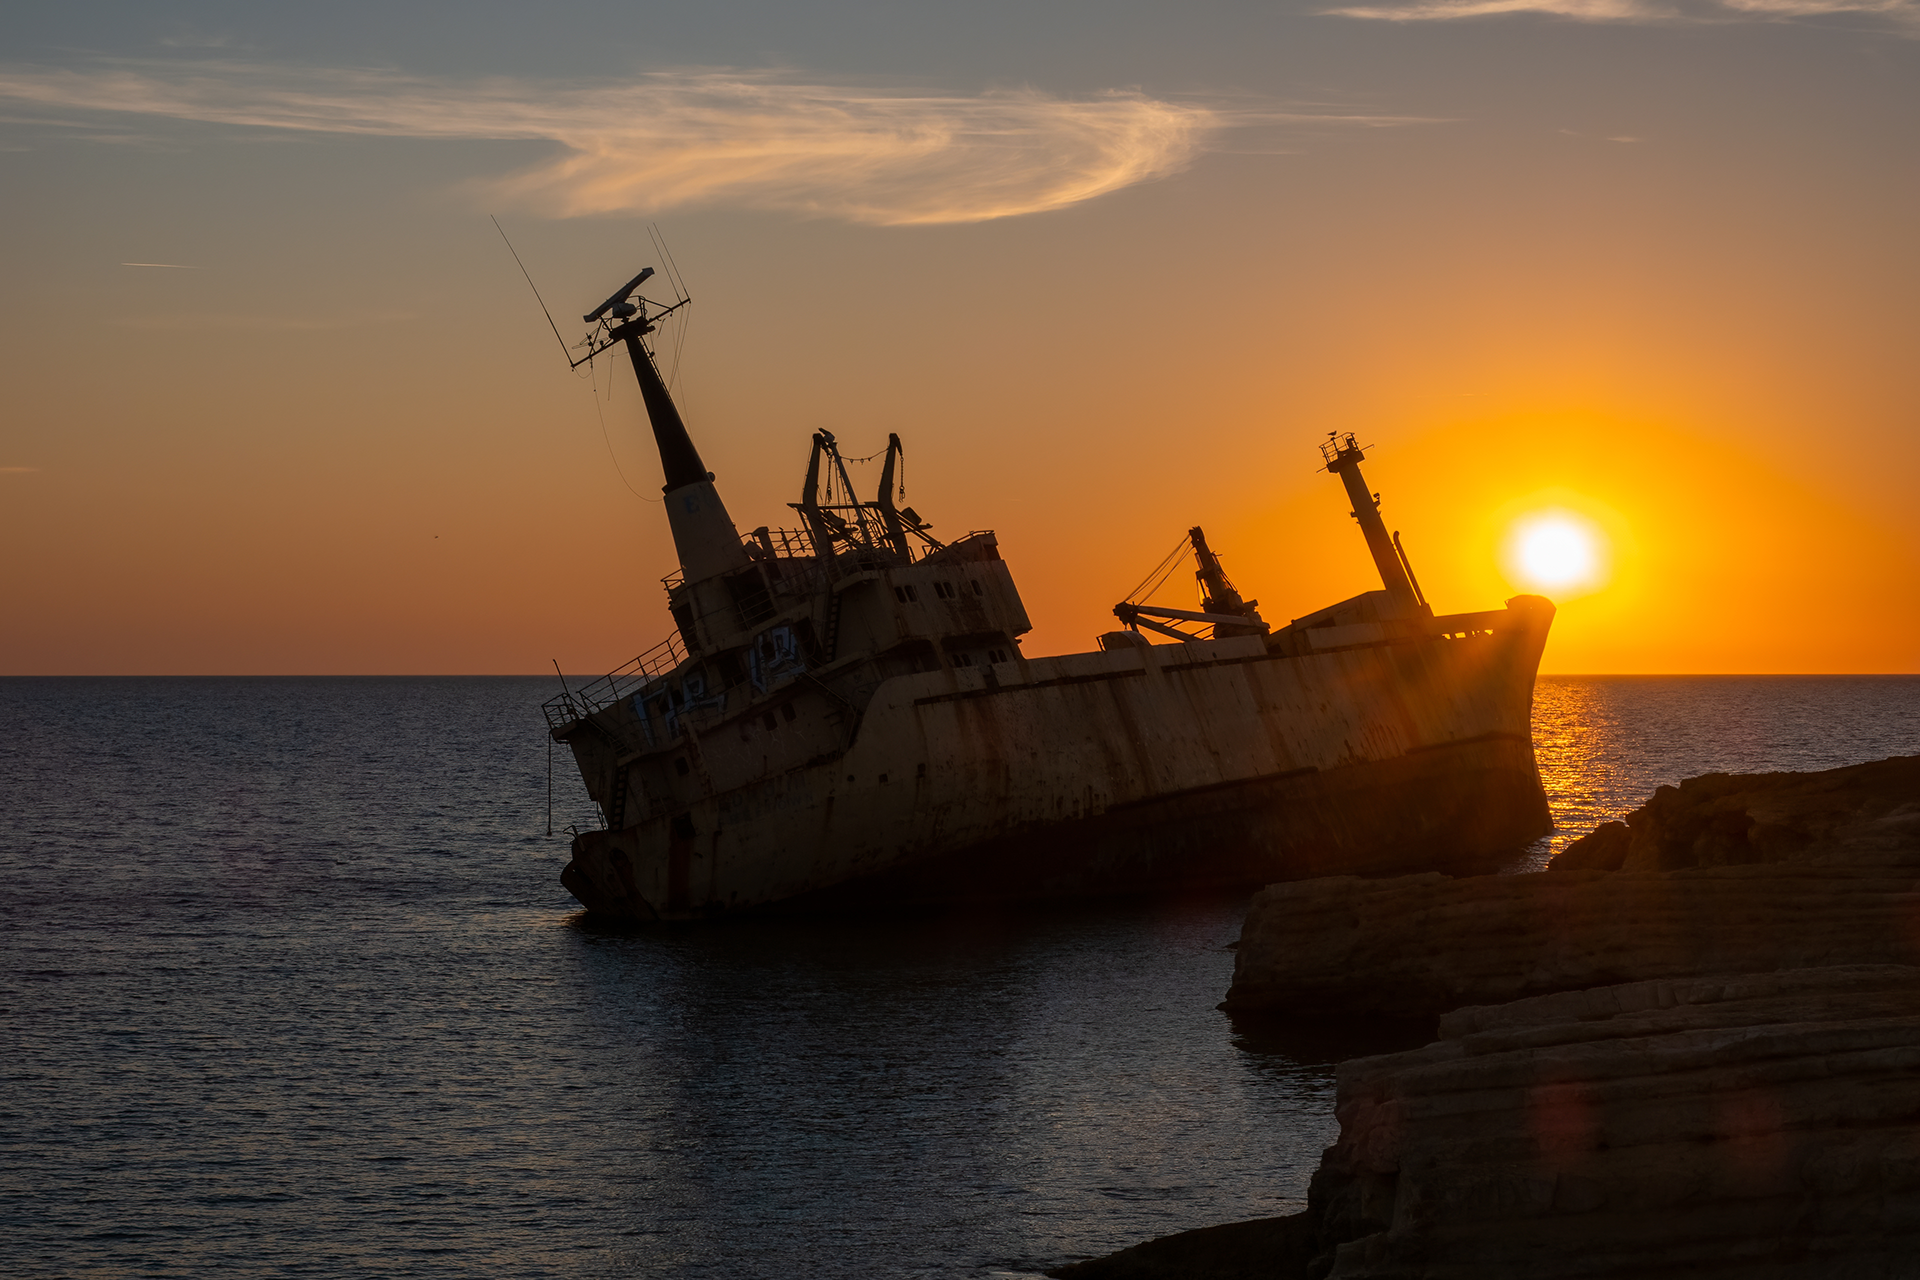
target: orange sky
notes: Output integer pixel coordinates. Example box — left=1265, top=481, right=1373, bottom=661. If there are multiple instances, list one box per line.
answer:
left=2, top=4, right=1916, bottom=675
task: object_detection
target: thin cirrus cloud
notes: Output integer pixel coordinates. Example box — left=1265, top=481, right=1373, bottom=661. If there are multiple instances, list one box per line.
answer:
left=1330, top=0, right=1917, bottom=21
left=0, top=62, right=1279, bottom=225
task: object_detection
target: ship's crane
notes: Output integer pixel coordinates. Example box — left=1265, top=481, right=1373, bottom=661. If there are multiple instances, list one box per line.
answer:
left=1111, top=434, right=1433, bottom=646
left=1113, top=527, right=1269, bottom=642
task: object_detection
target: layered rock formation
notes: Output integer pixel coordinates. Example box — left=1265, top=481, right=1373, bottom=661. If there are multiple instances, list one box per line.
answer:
left=1063, top=966, right=1920, bottom=1279
left=1223, top=754, right=1920, bottom=1021
left=1061, top=758, right=1920, bottom=1277
left=1221, top=866, right=1920, bottom=1019
left=1307, top=966, right=1920, bottom=1278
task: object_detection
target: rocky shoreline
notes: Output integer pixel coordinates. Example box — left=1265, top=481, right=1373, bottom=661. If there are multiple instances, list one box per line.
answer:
left=1051, top=754, right=1920, bottom=1279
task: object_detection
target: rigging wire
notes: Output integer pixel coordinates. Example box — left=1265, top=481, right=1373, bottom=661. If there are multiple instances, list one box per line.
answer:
left=651, top=223, right=690, bottom=302
left=646, top=223, right=694, bottom=396
left=493, top=216, right=671, bottom=507
left=1123, top=535, right=1194, bottom=605
left=590, top=358, right=659, bottom=503
left=667, top=301, right=692, bottom=394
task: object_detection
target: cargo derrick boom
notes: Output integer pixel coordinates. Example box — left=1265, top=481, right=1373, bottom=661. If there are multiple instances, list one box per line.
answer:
left=1111, top=527, right=1270, bottom=643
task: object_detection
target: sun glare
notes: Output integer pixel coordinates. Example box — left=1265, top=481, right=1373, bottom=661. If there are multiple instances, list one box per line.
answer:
left=1502, top=510, right=1609, bottom=599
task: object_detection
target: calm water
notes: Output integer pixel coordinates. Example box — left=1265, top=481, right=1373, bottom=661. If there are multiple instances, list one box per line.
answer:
left=3, top=675, right=1916, bottom=1277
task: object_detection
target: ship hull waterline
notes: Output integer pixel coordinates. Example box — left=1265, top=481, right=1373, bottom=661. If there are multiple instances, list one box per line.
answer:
left=558, top=597, right=1555, bottom=922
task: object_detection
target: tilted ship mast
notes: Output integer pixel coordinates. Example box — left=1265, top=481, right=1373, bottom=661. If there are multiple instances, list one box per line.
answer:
left=1319, top=431, right=1428, bottom=618
left=575, top=270, right=755, bottom=638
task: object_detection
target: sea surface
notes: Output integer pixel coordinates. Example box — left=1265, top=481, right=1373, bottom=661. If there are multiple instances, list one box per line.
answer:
left=3, top=675, right=1916, bottom=1278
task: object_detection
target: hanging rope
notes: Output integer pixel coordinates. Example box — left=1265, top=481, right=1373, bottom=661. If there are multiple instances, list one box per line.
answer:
left=589, top=358, right=660, bottom=503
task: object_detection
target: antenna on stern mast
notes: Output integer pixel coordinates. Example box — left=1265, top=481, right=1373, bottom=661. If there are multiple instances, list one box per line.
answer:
left=564, top=260, right=750, bottom=585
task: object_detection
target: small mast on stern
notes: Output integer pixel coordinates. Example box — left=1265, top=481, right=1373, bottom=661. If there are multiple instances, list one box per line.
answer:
left=1320, top=432, right=1426, bottom=618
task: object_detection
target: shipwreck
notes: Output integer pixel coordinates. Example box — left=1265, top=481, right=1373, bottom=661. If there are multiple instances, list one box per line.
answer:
left=541, top=265, right=1554, bottom=920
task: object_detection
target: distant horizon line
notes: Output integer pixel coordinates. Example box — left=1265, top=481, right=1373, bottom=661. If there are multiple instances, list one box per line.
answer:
left=2, top=671, right=1915, bottom=679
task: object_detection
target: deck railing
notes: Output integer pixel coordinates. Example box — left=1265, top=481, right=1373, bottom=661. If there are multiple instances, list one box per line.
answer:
left=542, top=631, right=688, bottom=734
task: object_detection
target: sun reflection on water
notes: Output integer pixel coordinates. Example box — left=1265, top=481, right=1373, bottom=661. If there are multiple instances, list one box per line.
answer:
left=1516, top=676, right=1920, bottom=871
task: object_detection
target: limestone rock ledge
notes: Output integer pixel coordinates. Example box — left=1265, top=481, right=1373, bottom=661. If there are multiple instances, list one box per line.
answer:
left=1222, top=754, right=1920, bottom=1021
left=1221, top=866, right=1920, bottom=1019
left=1308, top=965, right=1920, bottom=1279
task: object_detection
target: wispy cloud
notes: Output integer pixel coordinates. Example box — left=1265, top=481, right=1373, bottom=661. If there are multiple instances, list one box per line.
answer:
left=1332, top=0, right=1655, bottom=19
left=1329, top=0, right=1918, bottom=22
left=1716, top=0, right=1917, bottom=12
left=122, top=261, right=199, bottom=268
left=0, top=466, right=41, bottom=474
left=0, top=63, right=1262, bottom=225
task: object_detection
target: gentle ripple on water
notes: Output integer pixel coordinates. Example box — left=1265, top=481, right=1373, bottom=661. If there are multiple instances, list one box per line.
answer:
left=1523, top=676, right=1920, bottom=868
left=2, top=675, right=1916, bottom=1277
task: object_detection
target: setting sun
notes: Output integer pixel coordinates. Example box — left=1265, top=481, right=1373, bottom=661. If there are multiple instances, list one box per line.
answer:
left=1502, top=511, right=1609, bottom=599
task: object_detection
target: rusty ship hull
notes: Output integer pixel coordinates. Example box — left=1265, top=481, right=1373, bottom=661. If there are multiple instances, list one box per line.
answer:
left=556, top=594, right=1553, bottom=921
left=539, top=266, right=1554, bottom=921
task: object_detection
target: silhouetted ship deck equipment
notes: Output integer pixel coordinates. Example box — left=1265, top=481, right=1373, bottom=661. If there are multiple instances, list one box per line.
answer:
left=542, top=267, right=1554, bottom=920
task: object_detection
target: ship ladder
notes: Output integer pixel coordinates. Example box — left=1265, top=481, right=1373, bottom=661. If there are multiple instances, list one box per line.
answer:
left=606, top=764, right=628, bottom=831
left=822, top=590, right=844, bottom=664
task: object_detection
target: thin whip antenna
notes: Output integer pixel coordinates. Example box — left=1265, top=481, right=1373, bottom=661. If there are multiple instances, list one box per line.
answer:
left=491, top=216, right=570, bottom=362
left=647, top=223, right=693, bottom=389
left=651, top=223, right=690, bottom=303
left=645, top=225, right=675, bottom=302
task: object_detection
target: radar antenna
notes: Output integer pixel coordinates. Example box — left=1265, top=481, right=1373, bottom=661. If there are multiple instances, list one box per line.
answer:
left=583, top=268, right=654, bottom=323
left=567, top=265, right=691, bottom=370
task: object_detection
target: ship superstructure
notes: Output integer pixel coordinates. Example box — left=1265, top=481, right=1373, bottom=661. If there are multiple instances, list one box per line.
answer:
left=542, top=267, right=1553, bottom=920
